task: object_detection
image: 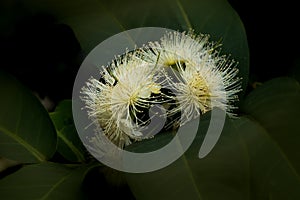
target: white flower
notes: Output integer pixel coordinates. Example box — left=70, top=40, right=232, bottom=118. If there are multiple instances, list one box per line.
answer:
left=164, top=60, right=241, bottom=125
left=142, top=30, right=214, bottom=67
left=81, top=52, right=162, bottom=148
left=81, top=31, right=242, bottom=147
left=142, top=31, right=242, bottom=125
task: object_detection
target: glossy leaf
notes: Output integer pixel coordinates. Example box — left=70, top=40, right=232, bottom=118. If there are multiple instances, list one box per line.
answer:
left=241, top=77, right=300, bottom=173
left=50, top=100, right=87, bottom=162
left=125, top=113, right=300, bottom=200
left=0, top=71, right=57, bottom=163
left=125, top=114, right=250, bottom=200
left=235, top=117, right=300, bottom=200
left=0, top=163, right=92, bottom=200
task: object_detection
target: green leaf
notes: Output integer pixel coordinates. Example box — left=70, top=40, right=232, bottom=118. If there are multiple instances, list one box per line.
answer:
left=235, top=117, right=300, bottom=200
left=50, top=100, right=87, bottom=163
left=21, top=0, right=249, bottom=92
left=0, top=71, right=57, bottom=163
left=241, top=77, right=300, bottom=173
left=125, top=114, right=300, bottom=200
left=125, top=115, right=250, bottom=200
left=0, top=162, right=93, bottom=200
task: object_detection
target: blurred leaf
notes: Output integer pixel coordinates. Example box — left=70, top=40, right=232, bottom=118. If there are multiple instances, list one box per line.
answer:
left=0, top=71, right=57, bottom=163
left=50, top=100, right=87, bottom=162
left=235, top=117, right=300, bottom=200
left=241, top=77, right=300, bottom=173
left=125, top=115, right=250, bottom=200
left=0, top=162, right=92, bottom=200
left=22, top=0, right=249, bottom=92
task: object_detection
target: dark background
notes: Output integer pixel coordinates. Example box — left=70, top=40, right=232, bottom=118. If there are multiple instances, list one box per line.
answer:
left=229, top=0, right=300, bottom=83
left=1, top=0, right=299, bottom=106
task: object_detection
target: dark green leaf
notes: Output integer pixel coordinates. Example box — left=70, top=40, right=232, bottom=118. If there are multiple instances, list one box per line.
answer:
left=0, top=162, right=92, bottom=200
left=125, top=113, right=300, bottom=200
left=241, top=77, right=300, bottom=173
left=235, top=117, right=300, bottom=200
left=0, top=71, right=57, bottom=163
left=22, top=0, right=249, bottom=92
left=125, top=115, right=250, bottom=200
left=50, top=100, right=87, bottom=162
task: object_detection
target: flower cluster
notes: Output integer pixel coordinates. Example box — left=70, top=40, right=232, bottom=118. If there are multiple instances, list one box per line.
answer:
left=81, top=30, right=242, bottom=148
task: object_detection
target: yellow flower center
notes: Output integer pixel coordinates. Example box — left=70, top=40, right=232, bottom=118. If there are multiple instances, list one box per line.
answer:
left=164, top=60, right=186, bottom=69
left=188, top=73, right=211, bottom=112
left=129, top=92, right=139, bottom=105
